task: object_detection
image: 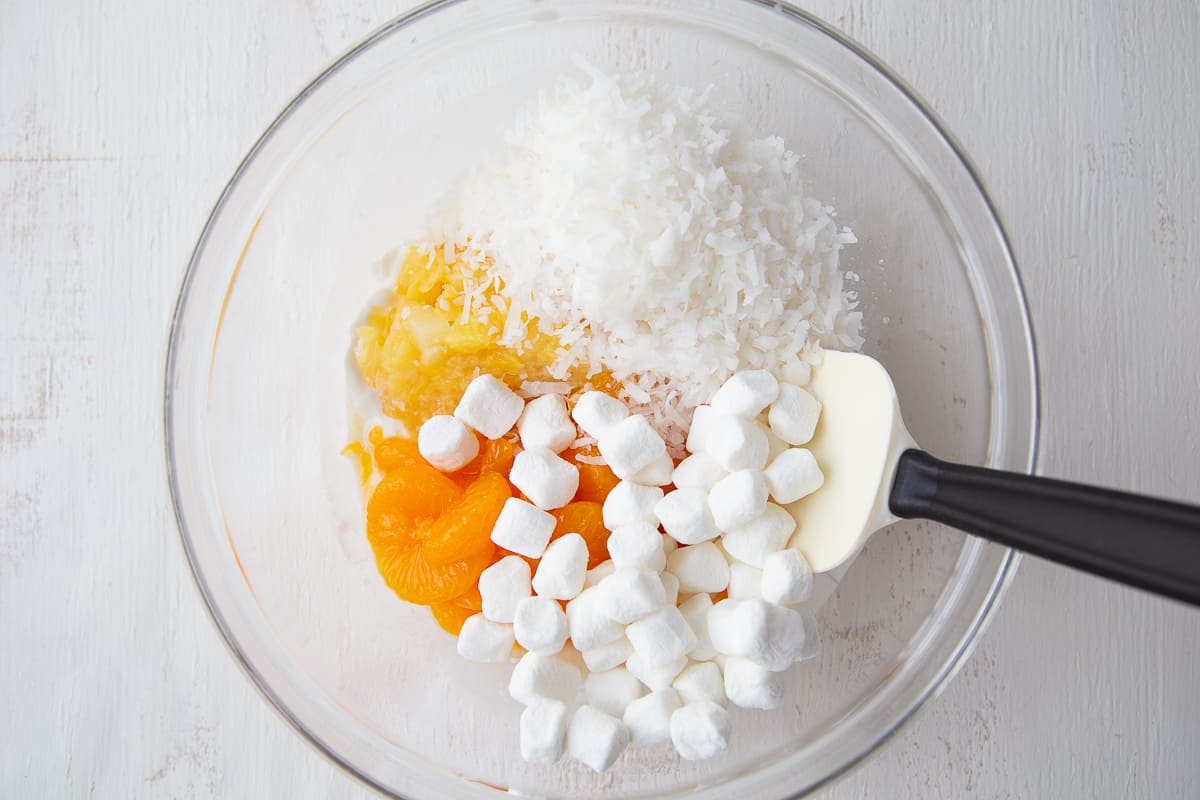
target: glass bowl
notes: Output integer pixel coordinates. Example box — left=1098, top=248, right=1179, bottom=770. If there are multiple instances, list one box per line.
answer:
left=165, top=1, right=1039, bottom=797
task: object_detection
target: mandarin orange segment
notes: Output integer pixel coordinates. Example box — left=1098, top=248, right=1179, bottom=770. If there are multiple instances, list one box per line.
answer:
left=422, top=471, right=511, bottom=564
left=367, top=462, right=462, bottom=537
left=450, top=436, right=516, bottom=487
left=430, top=601, right=476, bottom=635
left=373, top=436, right=422, bottom=471
left=379, top=537, right=496, bottom=605
left=550, top=501, right=609, bottom=569
left=574, top=460, right=620, bottom=503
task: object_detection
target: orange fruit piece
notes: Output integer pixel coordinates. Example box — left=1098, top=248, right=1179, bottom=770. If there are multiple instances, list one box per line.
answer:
left=574, top=460, right=620, bottom=503
left=367, top=462, right=462, bottom=533
left=430, top=586, right=485, bottom=635
left=423, top=471, right=511, bottom=564
left=450, top=436, right=516, bottom=487
left=375, top=535, right=494, bottom=605
left=551, top=501, right=609, bottom=569
left=373, top=436, right=422, bottom=472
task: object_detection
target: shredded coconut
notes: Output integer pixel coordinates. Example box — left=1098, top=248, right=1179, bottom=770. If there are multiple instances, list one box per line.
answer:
left=426, top=65, right=863, bottom=445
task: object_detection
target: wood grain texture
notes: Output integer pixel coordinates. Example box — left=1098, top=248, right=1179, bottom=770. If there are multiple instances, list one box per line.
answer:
left=1, top=0, right=1197, bottom=797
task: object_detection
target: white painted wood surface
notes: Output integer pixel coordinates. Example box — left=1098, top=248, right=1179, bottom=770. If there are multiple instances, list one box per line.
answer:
left=2, top=0, right=1198, bottom=796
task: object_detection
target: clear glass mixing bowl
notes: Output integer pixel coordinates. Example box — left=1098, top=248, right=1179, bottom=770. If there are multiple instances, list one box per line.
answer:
left=165, top=1, right=1039, bottom=797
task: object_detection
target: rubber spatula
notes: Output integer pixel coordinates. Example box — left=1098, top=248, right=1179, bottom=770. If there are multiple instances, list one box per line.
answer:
left=790, top=350, right=1200, bottom=606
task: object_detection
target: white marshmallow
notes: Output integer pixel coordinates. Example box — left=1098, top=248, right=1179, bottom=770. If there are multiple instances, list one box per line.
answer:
left=509, top=448, right=579, bottom=511
left=703, top=414, right=770, bottom=472
left=517, top=394, right=577, bottom=453
left=622, top=689, right=681, bottom=747
left=626, top=652, right=687, bottom=691
left=708, top=469, right=769, bottom=531
left=768, top=383, right=822, bottom=446
left=727, top=563, right=763, bottom=600
left=584, top=560, right=616, bottom=588
left=490, top=498, right=555, bottom=558
left=631, top=453, right=674, bottom=486
left=722, top=656, right=784, bottom=710
left=478, top=556, right=531, bottom=623
left=417, top=415, right=480, bottom=472
left=760, top=549, right=814, bottom=606
left=565, top=586, right=624, bottom=651
left=597, top=415, right=667, bottom=480
left=606, top=523, right=667, bottom=572
left=509, top=652, right=582, bottom=705
left=596, top=569, right=667, bottom=624
left=671, top=452, right=727, bottom=491
left=670, top=702, right=731, bottom=761
left=763, top=448, right=824, bottom=504
left=660, top=571, right=680, bottom=607
left=571, top=391, right=629, bottom=438
left=720, top=503, right=796, bottom=567
left=709, top=370, right=780, bottom=419
left=678, top=593, right=717, bottom=661
left=533, top=533, right=588, bottom=600
left=519, top=698, right=569, bottom=764
left=584, top=668, right=646, bottom=717
left=685, top=405, right=721, bottom=455
left=625, top=606, right=697, bottom=668
left=456, top=614, right=514, bottom=663
left=707, top=599, right=811, bottom=671
left=655, top=488, right=720, bottom=545
left=514, top=596, right=569, bottom=656
left=666, top=542, right=730, bottom=594
left=566, top=705, right=630, bottom=773
left=602, top=481, right=664, bottom=529
left=454, top=375, right=524, bottom=439
left=582, top=636, right=633, bottom=673
left=673, top=661, right=726, bottom=706
left=761, top=421, right=790, bottom=462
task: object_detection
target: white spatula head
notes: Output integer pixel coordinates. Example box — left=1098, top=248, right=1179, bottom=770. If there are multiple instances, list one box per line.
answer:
left=786, top=351, right=917, bottom=572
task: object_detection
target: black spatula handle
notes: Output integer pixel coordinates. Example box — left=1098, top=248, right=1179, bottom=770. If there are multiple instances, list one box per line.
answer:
left=889, top=449, right=1200, bottom=606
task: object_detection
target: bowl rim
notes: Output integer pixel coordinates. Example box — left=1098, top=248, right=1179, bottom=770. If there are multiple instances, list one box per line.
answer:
left=164, top=1, right=1041, bottom=797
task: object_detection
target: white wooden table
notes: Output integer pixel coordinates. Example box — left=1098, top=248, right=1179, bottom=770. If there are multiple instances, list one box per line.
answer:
left=3, top=1, right=1197, bottom=796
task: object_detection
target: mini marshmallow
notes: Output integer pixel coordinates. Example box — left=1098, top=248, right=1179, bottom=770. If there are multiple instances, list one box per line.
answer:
left=582, top=636, right=633, bottom=673
left=509, top=448, right=579, bottom=511
left=671, top=452, right=727, bottom=490
left=660, top=571, right=680, bottom=607
left=533, top=533, right=588, bottom=600
left=761, top=421, right=790, bottom=462
left=514, top=596, right=569, bottom=656
left=584, top=560, right=616, bottom=588
left=768, top=383, right=822, bottom=446
left=670, top=701, right=731, bottom=761
left=655, top=488, right=720, bottom=545
left=596, top=569, right=667, bottom=624
left=584, top=668, right=646, bottom=717
left=666, top=542, right=730, bottom=594
left=597, top=415, right=667, bottom=480
left=565, top=586, right=625, bottom=651
left=520, top=698, right=569, bottom=764
left=678, top=593, right=718, bottom=660
left=623, top=689, right=681, bottom=747
left=626, top=652, right=688, bottom=691
left=625, top=606, right=697, bottom=668
left=763, top=448, right=824, bottom=504
left=722, top=656, right=784, bottom=710
left=707, top=599, right=810, bottom=671
left=567, top=705, right=631, bottom=773
left=708, top=469, right=769, bottom=531
left=685, top=405, right=721, bottom=455
left=607, top=523, right=667, bottom=572
left=517, top=394, right=577, bottom=453
left=631, top=453, right=674, bottom=486
left=709, top=370, right=780, bottom=419
left=761, top=549, right=814, bottom=606
left=454, top=375, right=524, bottom=439
left=673, top=661, right=726, bottom=706
left=490, top=498, right=555, bottom=558
left=479, top=556, right=531, bottom=623
left=602, top=481, right=664, bottom=529
left=509, top=652, right=582, bottom=705
left=572, top=391, right=629, bottom=438
left=720, top=503, right=796, bottom=567
left=727, top=563, right=763, bottom=600
left=702, top=415, right=769, bottom=472
left=456, top=614, right=514, bottom=662
left=417, top=415, right=480, bottom=472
